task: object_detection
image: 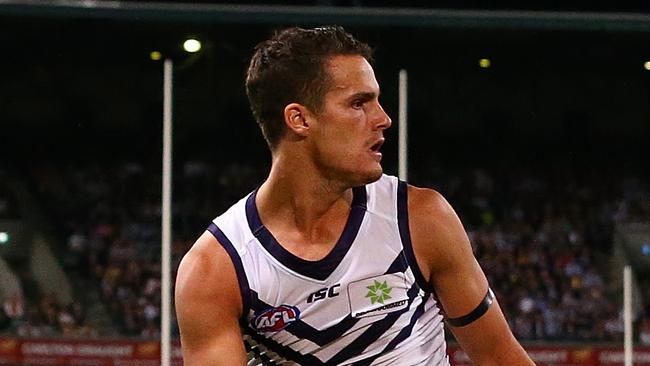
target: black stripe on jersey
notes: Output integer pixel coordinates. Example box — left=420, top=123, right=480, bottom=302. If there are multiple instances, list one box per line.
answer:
left=350, top=294, right=431, bottom=366
left=384, top=250, right=408, bottom=274
left=396, top=180, right=435, bottom=294
left=244, top=327, right=326, bottom=365
left=245, top=338, right=279, bottom=365
left=247, top=282, right=422, bottom=366
left=247, top=250, right=410, bottom=348
left=249, top=289, right=361, bottom=347
left=397, top=181, right=448, bottom=319
left=322, top=282, right=421, bottom=365
left=206, top=222, right=252, bottom=318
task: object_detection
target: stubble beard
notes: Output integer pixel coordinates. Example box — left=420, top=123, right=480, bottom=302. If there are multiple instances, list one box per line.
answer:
left=314, top=146, right=384, bottom=188
left=346, top=163, right=383, bottom=188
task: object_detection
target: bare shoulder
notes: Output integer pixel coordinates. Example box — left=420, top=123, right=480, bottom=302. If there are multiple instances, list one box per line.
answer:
left=404, top=188, right=534, bottom=364
left=406, top=185, right=458, bottom=226
left=175, top=231, right=247, bottom=365
left=175, top=231, right=242, bottom=316
left=406, top=185, right=473, bottom=277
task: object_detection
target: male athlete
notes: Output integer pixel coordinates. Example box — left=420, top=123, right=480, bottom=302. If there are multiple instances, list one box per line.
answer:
left=176, top=26, right=535, bottom=365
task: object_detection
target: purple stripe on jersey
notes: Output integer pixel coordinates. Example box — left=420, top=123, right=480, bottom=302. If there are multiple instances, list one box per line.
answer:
left=248, top=289, right=361, bottom=347
left=244, top=339, right=278, bottom=365
left=323, top=282, right=421, bottom=365
left=246, top=249, right=411, bottom=348
left=244, top=327, right=326, bottom=365
left=350, top=294, right=430, bottom=366
left=206, top=222, right=251, bottom=317
left=247, top=279, right=420, bottom=353
left=396, top=181, right=435, bottom=293
left=384, top=251, right=408, bottom=274
left=245, top=185, right=367, bottom=281
left=247, top=283, right=421, bottom=365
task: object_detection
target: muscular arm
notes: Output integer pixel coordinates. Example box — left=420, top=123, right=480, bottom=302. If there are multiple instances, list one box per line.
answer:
left=408, top=186, right=534, bottom=366
left=175, top=231, right=248, bottom=365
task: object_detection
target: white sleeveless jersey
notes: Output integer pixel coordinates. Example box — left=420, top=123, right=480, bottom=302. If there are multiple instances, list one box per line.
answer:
left=209, top=175, right=450, bottom=365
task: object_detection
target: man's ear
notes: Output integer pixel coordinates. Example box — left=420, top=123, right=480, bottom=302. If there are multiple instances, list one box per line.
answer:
left=284, top=103, right=310, bottom=137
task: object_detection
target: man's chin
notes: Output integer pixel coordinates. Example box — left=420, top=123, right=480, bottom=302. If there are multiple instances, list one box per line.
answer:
left=331, top=165, right=383, bottom=188
left=358, top=168, right=383, bottom=186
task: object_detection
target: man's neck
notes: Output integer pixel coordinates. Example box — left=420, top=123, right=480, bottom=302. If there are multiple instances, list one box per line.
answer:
left=255, top=154, right=354, bottom=243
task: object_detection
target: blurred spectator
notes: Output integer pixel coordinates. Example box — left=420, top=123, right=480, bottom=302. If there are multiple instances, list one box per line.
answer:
left=3, top=292, right=25, bottom=321
left=11, top=294, right=96, bottom=338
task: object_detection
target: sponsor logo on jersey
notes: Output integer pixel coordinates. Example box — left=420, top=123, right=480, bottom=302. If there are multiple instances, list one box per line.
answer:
left=307, top=284, right=341, bottom=303
left=354, top=299, right=408, bottom=317
left=251, top=305, right=301, bottom=332
left=365, top=280, right=392, bottom=304
left=348, top=273, right=409, bottom=318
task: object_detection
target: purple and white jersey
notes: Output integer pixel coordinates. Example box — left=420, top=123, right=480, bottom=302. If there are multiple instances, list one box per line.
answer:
left=209, top=175, right=450, bottom=365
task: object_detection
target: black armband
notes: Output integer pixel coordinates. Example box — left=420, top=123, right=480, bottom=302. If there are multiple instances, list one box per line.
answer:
left=446, top=288, right=495, bottom=327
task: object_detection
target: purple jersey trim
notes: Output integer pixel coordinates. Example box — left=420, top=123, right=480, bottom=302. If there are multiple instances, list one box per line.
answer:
left=245, top=186, right=367, bottom=281
left=206, top=222, right=251, bottom=317
left=397, top=181, right=435, bottom=293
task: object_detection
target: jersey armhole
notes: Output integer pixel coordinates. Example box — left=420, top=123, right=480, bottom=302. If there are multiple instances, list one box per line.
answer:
left=206, top=222, right=252, bottom=320
left=396, top=180, right=436, bottom=294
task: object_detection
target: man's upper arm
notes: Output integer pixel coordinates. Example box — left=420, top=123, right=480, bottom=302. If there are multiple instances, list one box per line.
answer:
left=407, top=186, right=534, bottom=366
left=175, top=231, right=248, bottom=366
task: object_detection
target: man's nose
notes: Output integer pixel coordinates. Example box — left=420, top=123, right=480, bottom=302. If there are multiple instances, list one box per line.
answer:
left=373, top=103, right=392, bottom=130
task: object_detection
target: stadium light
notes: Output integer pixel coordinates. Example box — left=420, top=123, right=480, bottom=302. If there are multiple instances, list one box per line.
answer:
left=183, top=38, right=201, bottom=53
left=150, top=51, right=162, bottom=61
left=479, top=58, right=491, bottom=68
left=0, top=232, right=9, bottom=245
left=644, top=61, right=650, bottom=71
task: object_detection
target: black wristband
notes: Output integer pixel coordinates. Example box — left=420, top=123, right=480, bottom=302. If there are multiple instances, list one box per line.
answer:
left=446, top=288, right=495, bottom=327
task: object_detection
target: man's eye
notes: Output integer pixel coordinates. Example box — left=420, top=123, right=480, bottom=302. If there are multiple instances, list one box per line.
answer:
left=352, top=100, right=364, bottom=109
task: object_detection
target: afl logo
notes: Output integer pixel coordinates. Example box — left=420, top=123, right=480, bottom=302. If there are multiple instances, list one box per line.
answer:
left=252, top=305, right=300, bottom=332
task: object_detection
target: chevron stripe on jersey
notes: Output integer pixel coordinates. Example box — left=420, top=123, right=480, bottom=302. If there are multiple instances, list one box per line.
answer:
left=209, top=175, right=450, bottom=365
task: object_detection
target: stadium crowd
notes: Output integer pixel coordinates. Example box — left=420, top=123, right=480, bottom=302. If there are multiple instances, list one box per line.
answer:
left=0, top=161, right=648, bottom=344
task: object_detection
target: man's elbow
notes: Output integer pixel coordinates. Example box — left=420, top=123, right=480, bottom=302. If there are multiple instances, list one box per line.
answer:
left=478, top=343, right=535, bottom=366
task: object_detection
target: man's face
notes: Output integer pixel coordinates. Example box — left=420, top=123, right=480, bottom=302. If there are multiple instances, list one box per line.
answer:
left=308, top=55, right=392, bottom=186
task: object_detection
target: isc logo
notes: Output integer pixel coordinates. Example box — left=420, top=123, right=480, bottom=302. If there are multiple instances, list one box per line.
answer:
left=252, top=305, right=300, bottom=332
left=307, top=284, right=340, bottom=303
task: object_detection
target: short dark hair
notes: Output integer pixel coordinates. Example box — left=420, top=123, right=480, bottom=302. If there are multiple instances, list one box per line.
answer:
left=245, top=26, right=373, bottom=150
